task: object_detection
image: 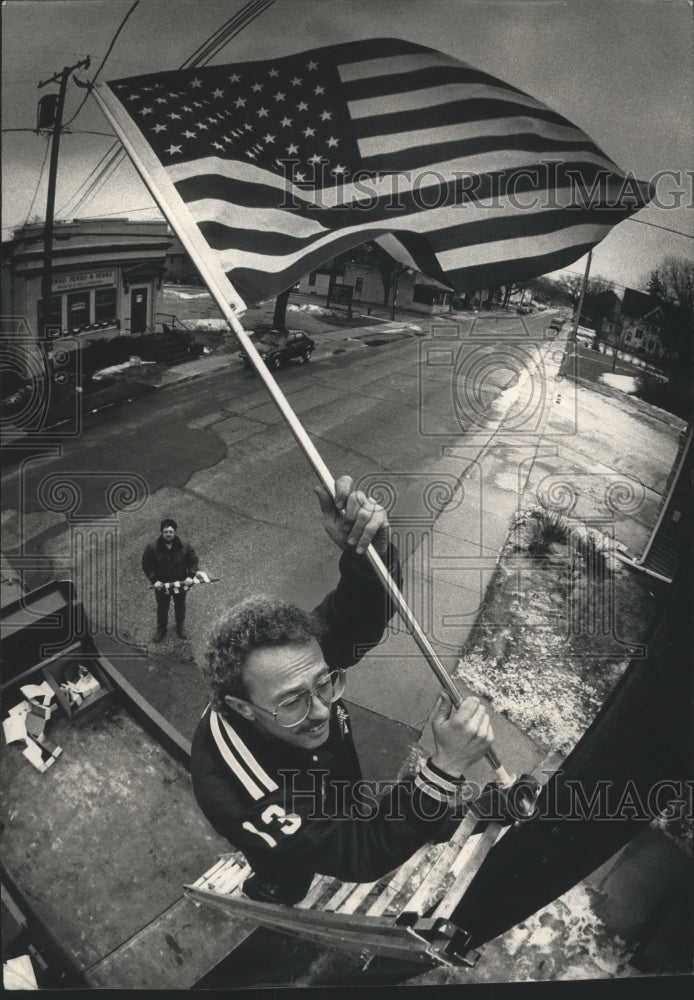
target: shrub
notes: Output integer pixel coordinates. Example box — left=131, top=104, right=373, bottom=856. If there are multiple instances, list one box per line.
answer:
left=525, top=508, right=570, bottom=555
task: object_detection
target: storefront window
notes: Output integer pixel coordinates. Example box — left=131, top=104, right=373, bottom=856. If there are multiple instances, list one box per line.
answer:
left=67, top=290, right=90, bottom=332
left=94, top=287, right=117, bottom=325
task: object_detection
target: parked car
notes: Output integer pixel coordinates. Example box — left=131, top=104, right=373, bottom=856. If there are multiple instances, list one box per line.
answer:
left=239, top=330, right=316, bottom=370
left=516, top=304, right=533, bottom=315
left=549, top=316, right=565, bottom=330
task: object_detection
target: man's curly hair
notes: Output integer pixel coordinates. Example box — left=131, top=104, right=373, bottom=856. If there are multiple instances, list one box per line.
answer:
left=204, top=595, right=326, bottom=715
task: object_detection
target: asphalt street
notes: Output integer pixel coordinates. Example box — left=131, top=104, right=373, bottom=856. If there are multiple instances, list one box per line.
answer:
left=2, top=311, right=560, bottom=756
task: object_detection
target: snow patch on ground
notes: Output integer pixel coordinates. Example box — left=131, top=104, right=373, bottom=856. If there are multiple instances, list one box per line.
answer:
left=500, top=884, right=634, bottom=982
left=92, top=358, right=156, bottom=379
left=599, top=373, right=639, bottom=394
left=490, top=368, right=527, bottom=417
left=454, top=647, right=610, bottom=754
left=287, top=303, right=331, bottom=314
left=164, top=289, right=211, bottom=299
left=185, top=318, right=231, bottom=331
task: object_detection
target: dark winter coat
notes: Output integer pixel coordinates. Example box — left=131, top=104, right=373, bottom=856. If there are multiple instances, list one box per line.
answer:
left=141, top=535, right=199, bottom=584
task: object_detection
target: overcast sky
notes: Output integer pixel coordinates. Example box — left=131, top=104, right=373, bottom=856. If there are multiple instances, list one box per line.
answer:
left=3, top=0, right=692, bottom=291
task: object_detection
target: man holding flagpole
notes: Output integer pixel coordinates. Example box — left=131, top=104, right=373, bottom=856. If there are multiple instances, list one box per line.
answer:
left=191, top=474, right=494, bottom=904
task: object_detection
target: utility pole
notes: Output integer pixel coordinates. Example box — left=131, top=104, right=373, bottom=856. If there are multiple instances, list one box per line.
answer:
left=569, top=249, right=592, bottom=344
left=37, top=57, right=90, bottom=341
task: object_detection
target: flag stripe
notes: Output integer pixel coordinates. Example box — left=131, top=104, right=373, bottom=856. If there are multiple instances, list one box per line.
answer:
left=376, top=233, right=421, bottom=271
left=357, top=116, right=601, bottom=160
left=355, top=104, right=594, bottom=155
left=360, top=134, right=607, bottom=174
left=444, top=240, right=600, bottom=293
left=339, top=50, right=529, bottom=100
left=214, top=209, right=617, bottom=279
left=219, top=218, right=611, bottom=305
left=351, top=98, right=581, bottom=142
left=342, top=63, right=534, bottom=107
left=176, top=168, right=644, bottom=249
left=346, top=79, right=549, bottom=121
left=187, top=197, right=327, bottom=237
left=436, top=221, right=615, bottom=272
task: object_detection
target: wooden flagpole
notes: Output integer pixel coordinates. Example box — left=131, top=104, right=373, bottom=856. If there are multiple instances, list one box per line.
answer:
left=93, top=85, right=514, bottom=788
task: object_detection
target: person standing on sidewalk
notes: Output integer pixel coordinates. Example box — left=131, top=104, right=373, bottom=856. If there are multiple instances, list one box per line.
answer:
left=142, top=518, right=199, bottom=642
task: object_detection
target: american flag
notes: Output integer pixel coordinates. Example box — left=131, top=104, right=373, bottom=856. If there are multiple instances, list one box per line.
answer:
left=97, top=37, right=652, bottom=309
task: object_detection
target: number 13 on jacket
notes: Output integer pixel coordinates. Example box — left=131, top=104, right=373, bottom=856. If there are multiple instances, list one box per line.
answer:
left=242, top=804, right=303, bottom=848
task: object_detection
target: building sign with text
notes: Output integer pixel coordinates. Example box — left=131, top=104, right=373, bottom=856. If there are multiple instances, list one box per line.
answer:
left=52, top=269, right=116, bottom=292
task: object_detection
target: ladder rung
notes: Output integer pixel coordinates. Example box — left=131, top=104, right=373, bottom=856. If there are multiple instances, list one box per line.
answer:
left=297, top=874, right=341, bottom=909
left=403, top=811, right=479, bottom=916
left=333, top=878, right=382, bottom=914
left=432, top=823, right=507, bottom=920
left=365, top=842, right=441, bottom=918
left=217, top=862, right=252, bottom=895
left=191, top=854, right=245, bottom=892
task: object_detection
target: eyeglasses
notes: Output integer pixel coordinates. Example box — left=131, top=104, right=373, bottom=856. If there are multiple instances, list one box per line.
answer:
left=248, top=669, right=346, bottom=728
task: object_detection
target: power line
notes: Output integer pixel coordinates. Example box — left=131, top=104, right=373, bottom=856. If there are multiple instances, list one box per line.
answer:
left=3, top=0, right=275, bottom=234
left=7, top=5, right=136, bottom=231
left=624, top=216, right=694, bottom=240
left=69, top=144, right=124, bottom=216
left=182, top=0, right=275, bottom=68
left=74, top=147, right=131, bottom=215
left=78, top=206, right=165, bottom=219
left=22, top=135, right=51, bottom=226
left=62, top=0, right=140, bottom=128
left=60, top=0, right=274, bottom=219
left=3, top=127, right=115, bottom=137
left=55, top=140, right=120, bottom=217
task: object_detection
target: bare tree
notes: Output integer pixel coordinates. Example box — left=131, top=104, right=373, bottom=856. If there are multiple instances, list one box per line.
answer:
left=643, top=255, right=693, bottom=368
left=659, top=256, right=694, bottom=313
